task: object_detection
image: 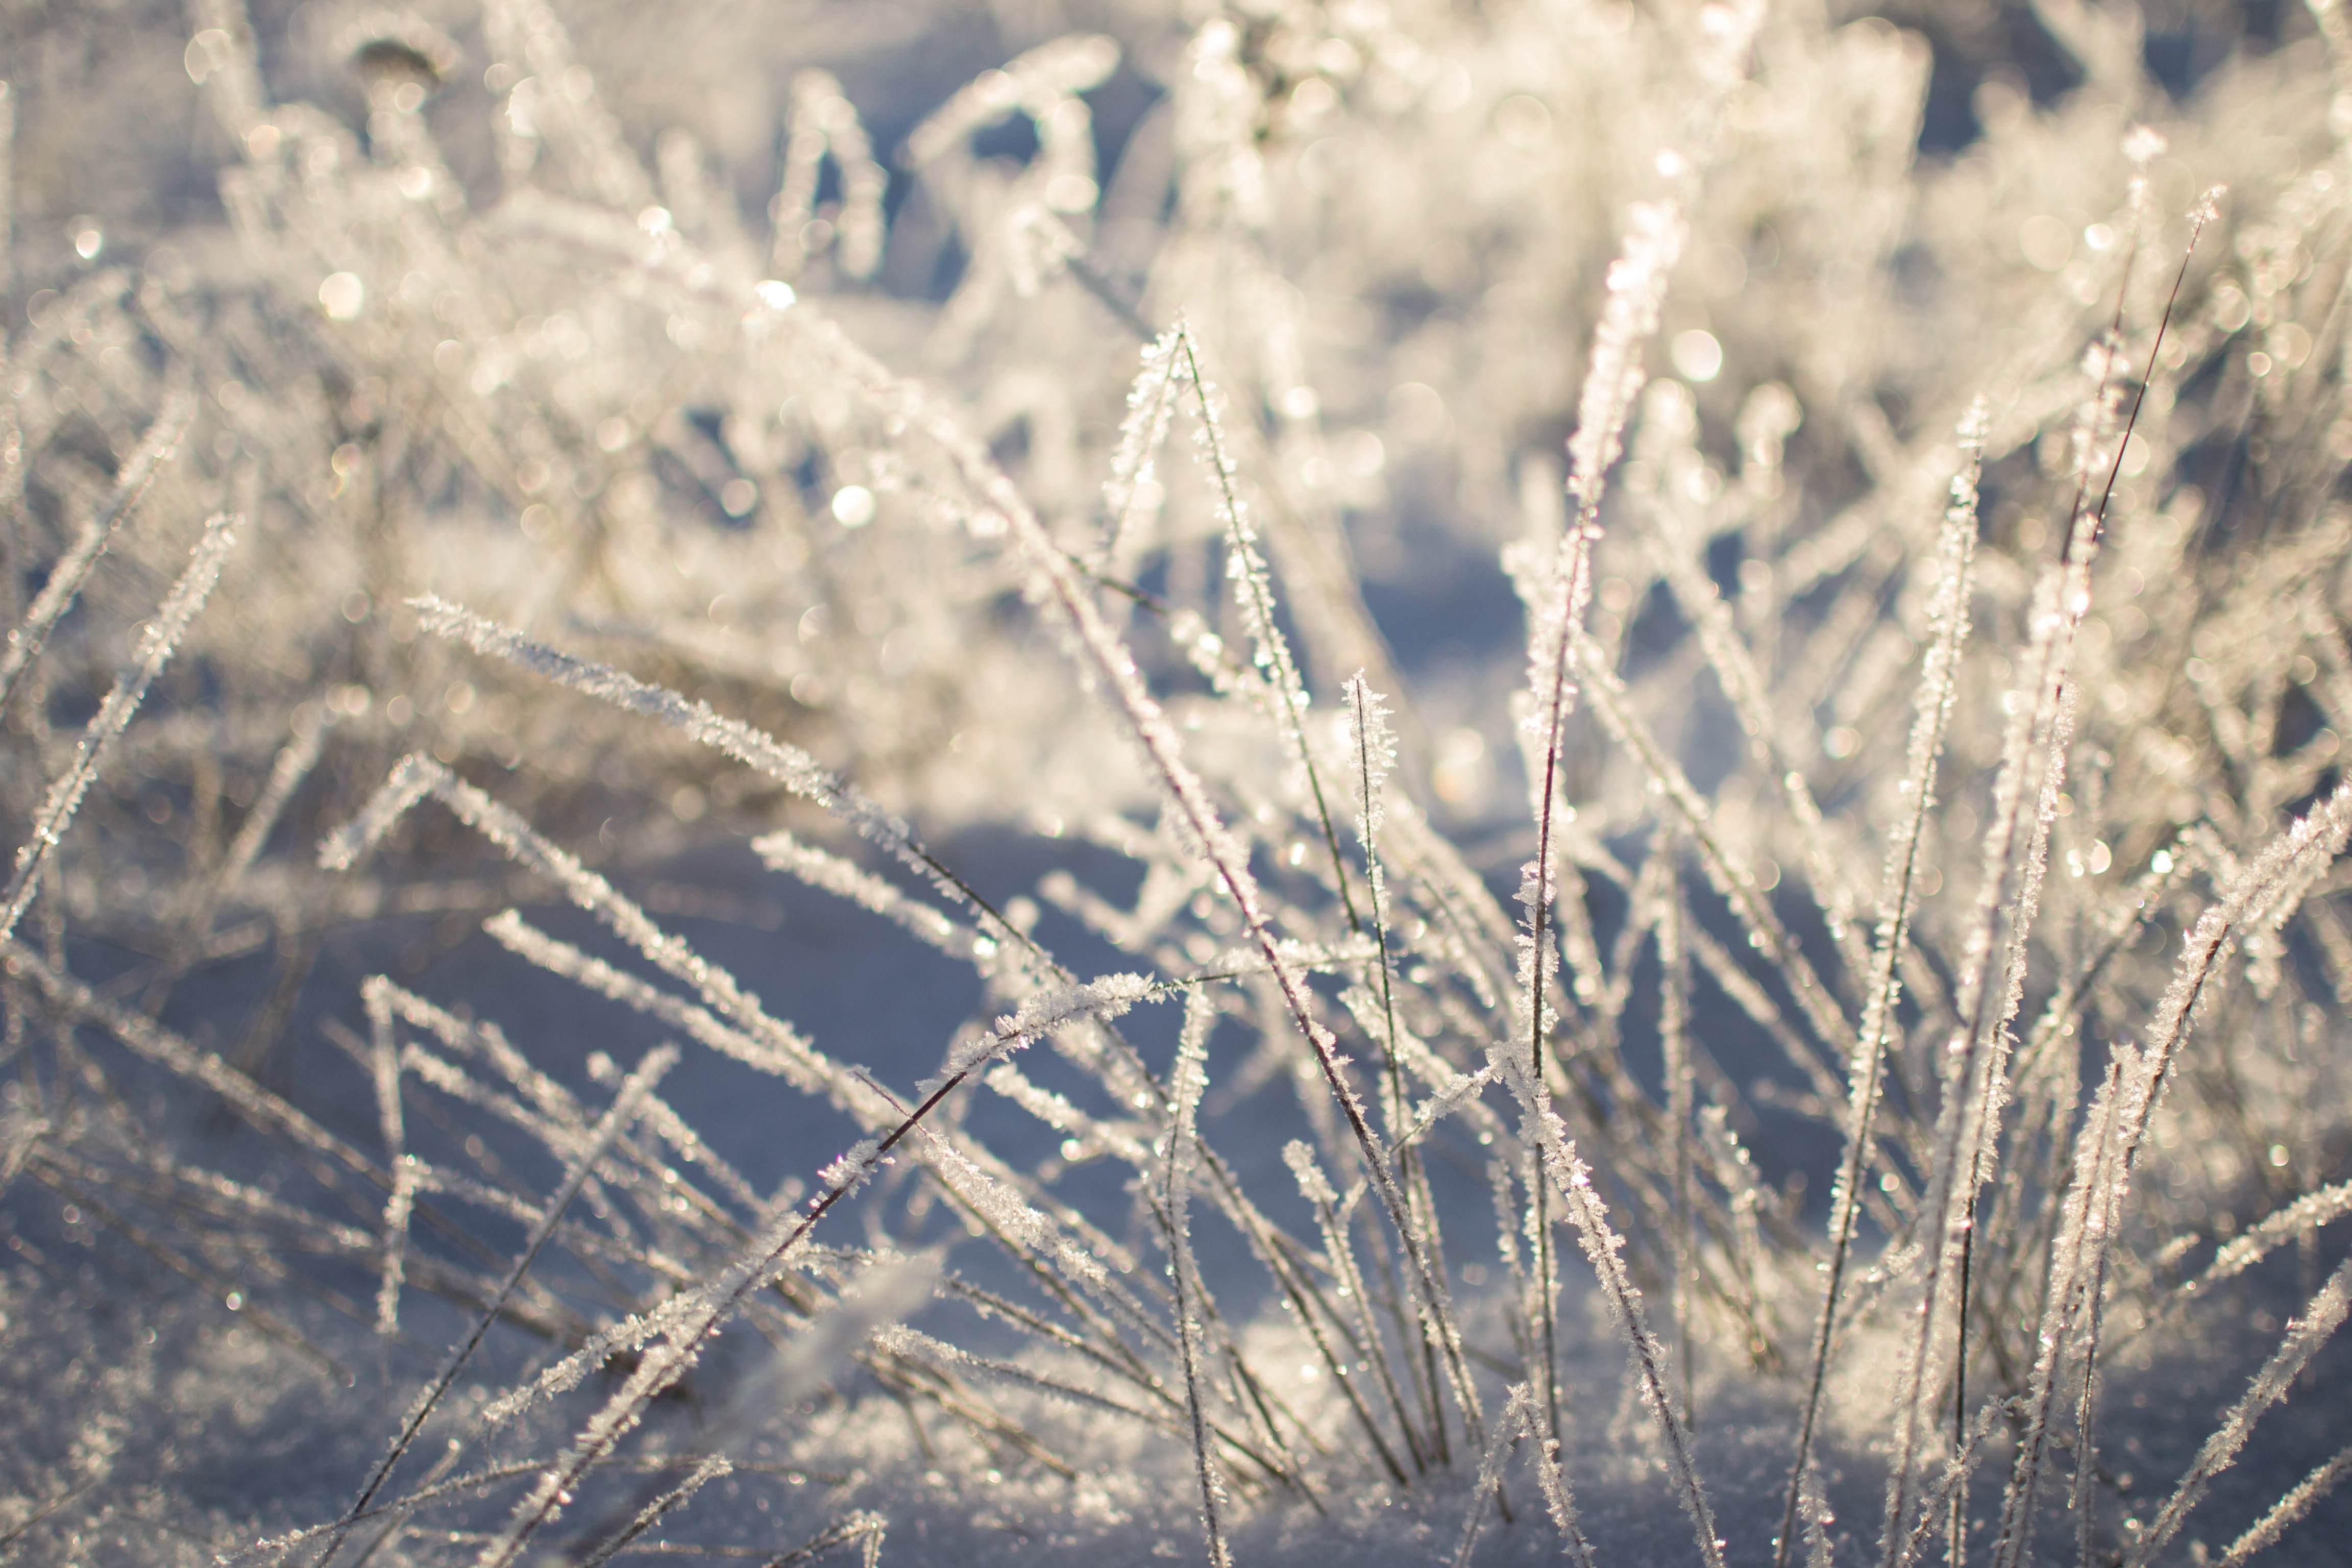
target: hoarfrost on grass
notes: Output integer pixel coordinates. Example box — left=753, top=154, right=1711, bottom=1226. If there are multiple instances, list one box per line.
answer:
left=3, top=2, right=2351, bottom=1566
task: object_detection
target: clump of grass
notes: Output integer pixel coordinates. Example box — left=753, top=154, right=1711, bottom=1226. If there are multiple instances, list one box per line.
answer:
left=3, top=3, right=2351, bottom=1564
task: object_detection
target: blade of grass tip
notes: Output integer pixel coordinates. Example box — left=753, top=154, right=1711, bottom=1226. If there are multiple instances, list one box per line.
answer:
left=752, top=829, right=967, bottom=957
left=2086, top=177, right=2219, bottom=557
left=0, top=387, right=194, bottom=713
left=370, top=976, right=589, bottom=1134
left=480, top=911, right=826, bottom=1091
left=2047, top=136, right=2152, bottom=581
left=2125, top=1255, right=2352, bottom=1568
left=1073, top=233, right=1414, bottom=731
left=575, top=1455, right=730, bottom=1568
left=2179, top=1177, right=2352, bottom=1303
left=410, top=597, right=1050, bottom=976
left=755, top=1511, right=887, bottom=1568
left=328, top=758, right=841, bottom=1102
left=774, top=71, right=886, bottom=280
left=317, top=1044, right=676, bottom=1567
left=2216, top=1440, right=2352, bottom=1567
left=1097, top=322, right=1181, bottom=570
left=1166, top=990, right=1234, bottom=1568
left=0, top=510, right=239, bottom=946
left=1170, top=321, right=1361, bottom=936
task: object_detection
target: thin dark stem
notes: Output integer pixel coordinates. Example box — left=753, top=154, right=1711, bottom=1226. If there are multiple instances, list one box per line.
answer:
left=1526, top=524, right=1591, bottom=1446
left=1172, top=330, right=1364, bottom=937
left=1942, top=208, right=2204, bottom=1565
left=2092, top=214, right=2208, bottom=551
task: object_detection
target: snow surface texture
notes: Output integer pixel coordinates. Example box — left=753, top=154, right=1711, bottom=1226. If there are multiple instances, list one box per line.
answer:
left=2, top=0, right=2350, bottom=1564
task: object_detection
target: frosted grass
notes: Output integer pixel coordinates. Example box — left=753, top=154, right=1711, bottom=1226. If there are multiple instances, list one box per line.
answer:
left=4, top=5, right=2351, bottom=1566
left=1, top=510, right=239, bottom=944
